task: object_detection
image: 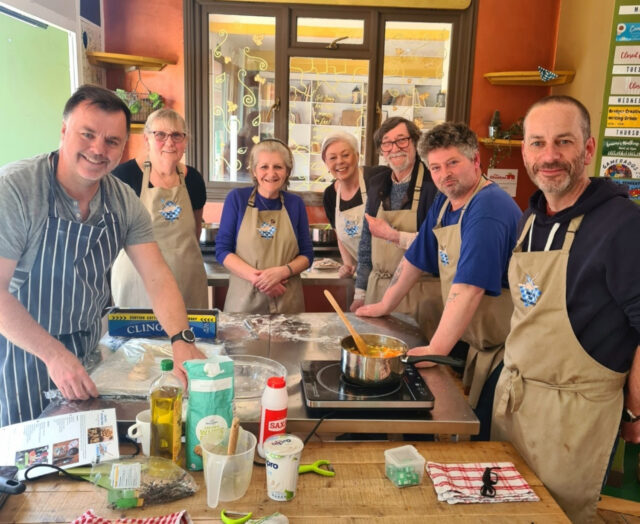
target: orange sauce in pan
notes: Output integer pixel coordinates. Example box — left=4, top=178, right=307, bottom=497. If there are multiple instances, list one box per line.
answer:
left=348, top=345, right=404, bottom=358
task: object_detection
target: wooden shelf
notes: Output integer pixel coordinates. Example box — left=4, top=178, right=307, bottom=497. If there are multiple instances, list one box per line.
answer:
left=86, top=51, right=176, bottom=71
left=484, top=70, right=575, bottom=86
left=479, top=137, right=522, bottom=148
left=130, top=123, right=144, bottom=132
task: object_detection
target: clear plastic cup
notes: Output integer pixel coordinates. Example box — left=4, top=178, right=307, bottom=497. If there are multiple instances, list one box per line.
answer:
left=201, top=427, right=257, bottom=508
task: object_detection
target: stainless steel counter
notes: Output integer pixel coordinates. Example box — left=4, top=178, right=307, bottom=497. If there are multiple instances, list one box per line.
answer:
left=204, top=260, right=355, bottom=287
left=42, top=313, right=479, bottom=438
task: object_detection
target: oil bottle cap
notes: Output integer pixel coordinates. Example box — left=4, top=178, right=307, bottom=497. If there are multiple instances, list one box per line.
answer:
left=161, top=359, right=174, bottom=372
left=267, top=376, right=286, bottom=388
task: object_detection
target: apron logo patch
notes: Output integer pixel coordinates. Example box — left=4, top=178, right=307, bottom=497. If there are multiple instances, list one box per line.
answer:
left=438, top=246, right=450, bottom=266
left=159, top=199, right=182, bottom=222
left=257, top=220, right=277, bottom=239
left=344, top=219, right=360, bottom=237
left=518, top=275, right=541, bottom=307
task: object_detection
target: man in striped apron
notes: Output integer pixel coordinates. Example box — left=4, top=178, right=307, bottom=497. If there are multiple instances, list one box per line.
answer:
left=0, top=86, right=205, bottom=427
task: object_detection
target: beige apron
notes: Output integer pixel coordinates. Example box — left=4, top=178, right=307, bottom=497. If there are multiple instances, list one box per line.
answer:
left=111, top=161, right=208, bottom=308
left=224, top=188, right=304, bottom=314
left=492, top=214, right=626, bottom=523
left=432, top=178, right=513, bottom=408
left=365, top=163, right=442, bottom=340
left=334, top=168, right=366, bottom=260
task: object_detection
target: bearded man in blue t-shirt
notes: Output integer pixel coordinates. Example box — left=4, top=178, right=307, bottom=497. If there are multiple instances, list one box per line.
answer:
left=357, top=122, right=521, bottom=440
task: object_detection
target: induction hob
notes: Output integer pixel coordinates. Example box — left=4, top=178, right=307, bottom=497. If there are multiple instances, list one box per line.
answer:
left=300, top=360, right=434, bottom=410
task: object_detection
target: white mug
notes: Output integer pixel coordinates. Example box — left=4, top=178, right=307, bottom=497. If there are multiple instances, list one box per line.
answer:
left=127, top=409, right=151, bottom=456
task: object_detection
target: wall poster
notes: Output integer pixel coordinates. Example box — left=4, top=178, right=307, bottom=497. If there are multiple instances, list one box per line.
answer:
left=597, top=1, right=640, bottom=203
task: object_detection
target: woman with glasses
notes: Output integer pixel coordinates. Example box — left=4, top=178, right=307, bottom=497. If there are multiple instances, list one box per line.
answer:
left=321, top=131, right=367, bottom=279
left=215, top=139, right=313, bottom=313
left=110, top=108, right=208, bottom=308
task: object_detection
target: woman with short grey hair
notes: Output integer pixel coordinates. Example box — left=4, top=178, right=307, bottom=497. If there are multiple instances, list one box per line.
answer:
left=321, top=131, right=367, bottom=279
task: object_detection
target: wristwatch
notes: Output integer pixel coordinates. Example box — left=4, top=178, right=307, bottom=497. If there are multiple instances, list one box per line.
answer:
left=170, top=328, right=196, bottom=344
left=622, top=407, right=640, bottom=423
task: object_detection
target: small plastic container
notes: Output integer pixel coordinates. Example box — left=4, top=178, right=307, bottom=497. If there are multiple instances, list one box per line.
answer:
left=384, top=445, right=425, bottom=488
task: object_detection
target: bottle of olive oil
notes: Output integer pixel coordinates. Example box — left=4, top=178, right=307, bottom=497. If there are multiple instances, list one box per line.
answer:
left=150, top=359, right=183, bottom=465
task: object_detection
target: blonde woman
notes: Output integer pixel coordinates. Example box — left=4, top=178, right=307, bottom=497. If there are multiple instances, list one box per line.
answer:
left=321, top=131, right=367, bottom=279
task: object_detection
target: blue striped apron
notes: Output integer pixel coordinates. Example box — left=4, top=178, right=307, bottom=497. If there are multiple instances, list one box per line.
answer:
left=0, top=154, right=123, bottom=426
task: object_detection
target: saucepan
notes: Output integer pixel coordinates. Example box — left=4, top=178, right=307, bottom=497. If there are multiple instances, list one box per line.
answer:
left=310, top=224, right=337, bottom=245
left=340, top=333, right=465, bottom=387
left=200, top=222, right=220, bottom=244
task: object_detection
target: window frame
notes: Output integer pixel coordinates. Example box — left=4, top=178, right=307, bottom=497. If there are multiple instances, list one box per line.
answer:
left=184, top=0, right=477, bottom=204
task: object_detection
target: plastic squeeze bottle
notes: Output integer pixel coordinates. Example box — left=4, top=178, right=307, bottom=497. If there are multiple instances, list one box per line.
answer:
left=150, top=359, right=183, bottom=465
left=257, top=376, right=288, bottom=458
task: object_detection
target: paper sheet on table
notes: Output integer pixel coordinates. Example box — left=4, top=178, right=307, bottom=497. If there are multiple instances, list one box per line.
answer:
left=0, top=409, right=119, bottom=480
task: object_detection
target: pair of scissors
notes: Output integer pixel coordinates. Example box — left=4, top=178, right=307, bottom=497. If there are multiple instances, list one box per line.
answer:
left=298, top=459, right=335, bottom=477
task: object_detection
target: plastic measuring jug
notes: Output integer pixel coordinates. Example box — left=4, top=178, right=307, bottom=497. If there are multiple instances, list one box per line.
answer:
left=201, top=427, right=257, bottom=508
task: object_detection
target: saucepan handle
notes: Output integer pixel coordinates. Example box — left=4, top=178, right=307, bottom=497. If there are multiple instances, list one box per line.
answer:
left=400, top=354, right=465, bottom=367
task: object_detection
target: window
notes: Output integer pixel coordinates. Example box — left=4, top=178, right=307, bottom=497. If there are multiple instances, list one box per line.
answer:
left=185, top=1, right=477, bottom=203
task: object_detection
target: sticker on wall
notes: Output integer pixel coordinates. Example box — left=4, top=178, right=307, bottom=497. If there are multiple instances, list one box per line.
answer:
left=607, top=105, right=640, bottom=126
left=487, top=168, right=517, bottom=198
left=602, top=138, right=640, bottom=157
left=609, top=178, right=640, bottom=202
left=610, top=76, right=640, bottom=94
left=620, top=5, right=640, bottom=15
left=614, top=45, right=640, bottom=63
left=617, top=23, right=640, bottom=41
left=600, top=156, right=640, bottom=177
left=609, top=95, right=640, bottom=104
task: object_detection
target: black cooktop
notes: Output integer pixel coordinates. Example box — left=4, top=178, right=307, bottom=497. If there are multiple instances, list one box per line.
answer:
left=300, top=360, right=434, bottom=410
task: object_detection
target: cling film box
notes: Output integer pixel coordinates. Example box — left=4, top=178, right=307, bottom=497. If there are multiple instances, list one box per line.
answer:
left=108, top=308, right=217, bottom=338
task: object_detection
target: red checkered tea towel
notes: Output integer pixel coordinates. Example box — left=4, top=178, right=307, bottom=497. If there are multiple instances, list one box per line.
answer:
left=426, top=461, right=540, bottom=504
left=71, top=509, right=192, bottom=524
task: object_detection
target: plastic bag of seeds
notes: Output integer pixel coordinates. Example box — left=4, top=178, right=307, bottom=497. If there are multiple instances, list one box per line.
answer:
left=85, top=456, right=198, bottom=509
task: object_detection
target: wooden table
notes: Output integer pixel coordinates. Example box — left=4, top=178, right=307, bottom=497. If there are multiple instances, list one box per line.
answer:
left=0, top=441, right=569, bottom=523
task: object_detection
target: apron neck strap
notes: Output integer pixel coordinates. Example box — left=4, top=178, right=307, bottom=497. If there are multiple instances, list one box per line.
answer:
left=249, top=187, right=284, bottom=208
left=409, top=162, right=425, bottom=211
left=436, top=174, right=487, bottom=225
left=519, top=213, right=584, bottom=253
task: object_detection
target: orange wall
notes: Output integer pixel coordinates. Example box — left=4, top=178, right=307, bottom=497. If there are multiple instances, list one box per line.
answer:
left=469, top=0, right=561, bottom=209
left=104, top=0, right=563, bottom=213
left=103, top=0, right=185, bottom=162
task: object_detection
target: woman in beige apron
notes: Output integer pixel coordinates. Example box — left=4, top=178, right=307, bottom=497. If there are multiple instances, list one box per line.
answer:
left=111, top=109, right=208, bottom=309
left=220, top=140, right=311, bottom=314
left=365, top=163, right=442, bottom=339
left=321, top=132, right=367, bottom=278
left=492, top=214, right=626, bottom=523
left=432, top=177, right=513, bottom=410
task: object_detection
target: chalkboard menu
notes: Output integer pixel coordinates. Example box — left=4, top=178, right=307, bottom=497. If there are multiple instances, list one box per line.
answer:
left=596, top=1, right=640, bottom=202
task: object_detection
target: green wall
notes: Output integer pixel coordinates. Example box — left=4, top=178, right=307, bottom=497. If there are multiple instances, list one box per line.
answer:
left=0, top=13, right=72, bottom=167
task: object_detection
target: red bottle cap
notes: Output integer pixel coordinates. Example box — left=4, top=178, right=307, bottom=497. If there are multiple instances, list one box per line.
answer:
left=267, top=376, right=286, bottom=388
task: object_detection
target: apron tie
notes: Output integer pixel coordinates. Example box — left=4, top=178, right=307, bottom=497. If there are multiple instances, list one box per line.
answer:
left=372, top=269, right=394, bottom=279
left=503, top=366, right=625, bottom=414
left=505, top=367, right=525, bottom=413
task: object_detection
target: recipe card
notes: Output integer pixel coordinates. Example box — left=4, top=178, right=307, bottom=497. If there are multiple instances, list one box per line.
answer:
left=0, top=408, right=119, bottom=480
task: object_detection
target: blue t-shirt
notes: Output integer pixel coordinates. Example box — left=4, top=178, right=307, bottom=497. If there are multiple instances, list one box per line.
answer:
left=405, top=183, right=521, bottom=296
left=215, top=186, right=314, bottom=266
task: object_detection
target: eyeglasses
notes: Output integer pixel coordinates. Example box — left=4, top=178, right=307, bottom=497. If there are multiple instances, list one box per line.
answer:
left=380, top=136, right=411, bottom=153
left=149, top=131, right=187, bottom=143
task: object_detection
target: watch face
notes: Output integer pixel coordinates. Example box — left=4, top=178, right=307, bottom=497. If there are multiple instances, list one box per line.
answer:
left=183, top=329, right=196, bottom=343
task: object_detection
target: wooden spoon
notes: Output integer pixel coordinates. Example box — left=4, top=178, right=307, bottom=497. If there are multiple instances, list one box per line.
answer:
left=227, top=417, right=240, bottom=455
left=323, top=289, right=369, bottom=355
